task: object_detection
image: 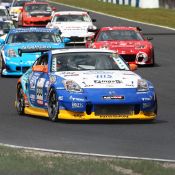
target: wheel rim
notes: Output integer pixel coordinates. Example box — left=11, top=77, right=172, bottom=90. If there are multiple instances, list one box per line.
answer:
left=17, top=87, right=24, bottom=113
left=48, top=92, right=58, bottom=120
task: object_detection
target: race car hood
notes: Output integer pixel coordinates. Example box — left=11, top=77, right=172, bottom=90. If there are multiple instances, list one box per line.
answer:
left=55, top=70, right=141, bottom=89
left=51, top=22, right=93, bottom=36
left=94, top=40, right=151, bottom=50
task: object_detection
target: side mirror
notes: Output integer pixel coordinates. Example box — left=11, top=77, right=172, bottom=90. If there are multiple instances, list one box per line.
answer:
left=87, top=27, right=98, bottom=33
left=63, top=37, right=71, bottom=43
left=129, top=64, right=137, bottom=71
left=32, top=65, right=48, bottom=73
left=0, top=38, right=5, bottom=45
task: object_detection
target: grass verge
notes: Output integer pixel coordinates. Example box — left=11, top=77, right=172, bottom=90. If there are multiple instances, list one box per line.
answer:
left=51, top=0, right=175, bottom=29
left=1, top=145, right=175, bottom=175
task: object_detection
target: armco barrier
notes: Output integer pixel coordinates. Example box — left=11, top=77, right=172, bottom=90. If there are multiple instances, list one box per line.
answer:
left=99, top=0, right=159, bottom=8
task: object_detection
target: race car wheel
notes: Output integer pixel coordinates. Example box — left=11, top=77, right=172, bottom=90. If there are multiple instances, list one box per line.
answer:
left=16, top=84, right=25, bottom=115
left=48, top=89, right=59, bottom=122
left=0, top=55, right=5, bottom=77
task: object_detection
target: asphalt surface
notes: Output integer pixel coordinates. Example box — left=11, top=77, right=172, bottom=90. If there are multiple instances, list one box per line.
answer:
left=0, top=3, right=175, bottom=160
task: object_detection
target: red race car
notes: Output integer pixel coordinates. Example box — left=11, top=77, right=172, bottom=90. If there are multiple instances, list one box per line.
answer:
left=86, top=26, right=155, bottom=66
left=18, top=1, right=55, bottom=27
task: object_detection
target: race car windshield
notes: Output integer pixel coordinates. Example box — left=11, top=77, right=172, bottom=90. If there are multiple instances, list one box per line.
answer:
left=53, top=14, right=91, bottom=22
left=51, top=52, right=129, bottom=72
left=25, top=4, right=52, bottom=12
left=13, top=0, right=31, bottom=7
left=7, top=32, right=62, bottom=43
left=97, top=30, right=144, bottom=41
left=0, top=22, right=14, bottom=34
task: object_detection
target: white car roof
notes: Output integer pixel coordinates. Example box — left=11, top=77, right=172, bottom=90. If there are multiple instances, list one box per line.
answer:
left=54, top=11, right=88, bottom=16
left=51, top=48, right=116, bottom=55
left=0, top=6, right=6, bottom=9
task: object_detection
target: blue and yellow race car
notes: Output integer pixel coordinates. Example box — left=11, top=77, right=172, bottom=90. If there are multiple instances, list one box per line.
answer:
left=15, top=48, right=157, bottom=121
left=0, top=27, right=69, bottom=76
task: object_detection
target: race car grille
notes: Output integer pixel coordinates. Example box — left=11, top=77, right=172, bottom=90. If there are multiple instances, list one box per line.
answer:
left=94, top=104, right=140, bottom=115
left=120, top=54, right=136, bottom=62
left=32, top=21, right=50, bottom=25
left=69, top=37, right=85, bottom=43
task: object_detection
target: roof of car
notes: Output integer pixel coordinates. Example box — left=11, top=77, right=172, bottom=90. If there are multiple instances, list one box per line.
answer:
left=54, top=11, right=88, bottom=16
left=100, top=26, right=140, bottom=31
left=24, top=1, right=49, bottom=5
left=0, top=5, right=6, bottom=9
left=51, top=48, right=116, bottom=55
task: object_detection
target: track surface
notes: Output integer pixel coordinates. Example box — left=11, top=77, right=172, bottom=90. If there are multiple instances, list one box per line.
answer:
left=0, top=3, right=175, bottom=160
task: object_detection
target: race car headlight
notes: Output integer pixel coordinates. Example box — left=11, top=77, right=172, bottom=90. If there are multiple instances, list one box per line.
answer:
left=63, top=80, right=83, bottom=93
left=135, top=45, right=147, bottom=49
left=7, top=49, right=17, bottom=57
left=137, top=79, right=149, bottom=92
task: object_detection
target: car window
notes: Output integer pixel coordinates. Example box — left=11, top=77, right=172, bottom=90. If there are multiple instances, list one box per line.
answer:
left=97, top=30, right=144, bottom=41
left=53, top=14, right=91, bottom=22
left=51, top=52, right=129, bottom=72
left=35, top=54, right=48, bottom=66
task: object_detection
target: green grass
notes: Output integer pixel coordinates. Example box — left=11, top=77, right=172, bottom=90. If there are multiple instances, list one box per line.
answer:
left=51, top=0, right=175, bottom=29
left=1, top=145, right=175, bottom=175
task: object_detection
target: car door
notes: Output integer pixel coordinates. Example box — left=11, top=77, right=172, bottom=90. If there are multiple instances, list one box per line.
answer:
left=28, top=53, right=49, bottom=108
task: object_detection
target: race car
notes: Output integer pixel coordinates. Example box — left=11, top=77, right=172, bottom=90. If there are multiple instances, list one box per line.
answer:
left=9, top=0, right=32, bottom=22
left=0, top=5, right=11, bottom=21
left=18, top=1, right=54, bottom=27
left=0, top=27, right=69, bottom=76
left=0, top=20, right=15, bottom=39
left=0, top=0, right=12, bottom=9
left=86, top=27, right=155, bottom=66
left=15, top=48, right=157, bottom=121
left=46, top=11, right=97, bottom=44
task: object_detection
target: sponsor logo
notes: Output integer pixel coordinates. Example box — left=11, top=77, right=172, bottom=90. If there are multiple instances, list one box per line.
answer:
left=37, top=100, right=43, bottom=105
left=96, top=74, right=112, bottom=79
left=103, top=96, right=124, bottom=100
left=30, top=94, right=35, bottom=99
left=72, top=102, right=83, bottom=108
left=50, top=75, right=56, bottom=83
left=58, top=96, right=63, bottom=101
left=94, top=80, right=122, bottom=84
left=69, top=96, right=85, bottom=102
left=99, top=115, right=128, bottom=118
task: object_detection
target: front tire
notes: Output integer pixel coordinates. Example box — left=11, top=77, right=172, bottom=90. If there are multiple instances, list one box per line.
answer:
left=16, top=84, right=25, bottom=115
left=0, top=55, right=5, bottom=77
left=48, top=89, right=59, bottom=122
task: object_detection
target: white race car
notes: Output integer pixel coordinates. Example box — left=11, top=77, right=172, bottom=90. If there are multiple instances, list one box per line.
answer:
left=47, top=11, right=97, bottom=44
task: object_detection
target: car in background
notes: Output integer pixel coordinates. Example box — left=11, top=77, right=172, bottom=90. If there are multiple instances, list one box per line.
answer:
left=15, top=48, right=157, bottom=121
left=47, top=11, right=97, bottom=44
left=86, top=27, right=155, bottom=66
left=9, top=0, right=32, bottom=22
left=18, top=1, right=54, bottom=27
left=0, top=5, right=11, bottom=20
left=0, top=27, right=69, bottom=76
left=0, top=0, right=12, bottom=9
left=0, top=19, right=15, bottom=39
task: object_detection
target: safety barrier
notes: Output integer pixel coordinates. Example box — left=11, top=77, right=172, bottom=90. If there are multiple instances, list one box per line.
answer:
left=99, top=0, right=160, bottom=8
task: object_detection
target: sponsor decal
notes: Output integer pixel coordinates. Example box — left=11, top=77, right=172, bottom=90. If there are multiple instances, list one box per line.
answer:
left=30, top=76, right=38, bottom=89
left=45, top=81, right=50, bottom=88
left=36, top=88, right=43, bottom=100
left=72, top=102, right=83, bottom=108
left=30, top=94, right=35, bottom=100
left=142, top=97, right=152, bottom=101
left=73, top=114, right=83, bottom=118
left=50, top=75, right=56, bottom=83
left=82, top=82, right=93, bottom=87
left=94, top=80, right=122, bottom=84
left=69, top=95, right=85, bottom=102
left=99, top=115, right=129, bottom=118
left=21, top=45, right=52, bottom=49
left=96, top=74, right=112, bottom=79
left=103, top=96, right=124, bottom=100
left=58, top=96, right=63, bottom=101
left=37, top=100, right=43, bottom=105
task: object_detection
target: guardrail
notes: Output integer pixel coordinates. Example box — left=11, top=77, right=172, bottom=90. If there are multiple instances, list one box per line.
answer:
left=99, top=0, right=159, bottom=8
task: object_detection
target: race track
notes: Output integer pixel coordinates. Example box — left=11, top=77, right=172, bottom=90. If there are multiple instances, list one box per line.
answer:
left=0, top=3, right=175, bottom=160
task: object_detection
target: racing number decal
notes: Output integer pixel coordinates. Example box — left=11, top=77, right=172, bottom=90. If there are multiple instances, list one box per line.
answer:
left=36, top=78, right=45, bottom=103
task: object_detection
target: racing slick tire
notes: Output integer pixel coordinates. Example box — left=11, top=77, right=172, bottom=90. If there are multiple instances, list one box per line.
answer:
left=0, top=55, right=5, bottom=77
left=16, top=84, right=25, bottom=115
left=48, top=89, right=59, bottom=122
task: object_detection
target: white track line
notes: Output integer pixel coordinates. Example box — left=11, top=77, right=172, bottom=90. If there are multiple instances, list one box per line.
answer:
left=1, top=143, right=175, bottom=163
left=49, top=1, right=175, bottom=31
